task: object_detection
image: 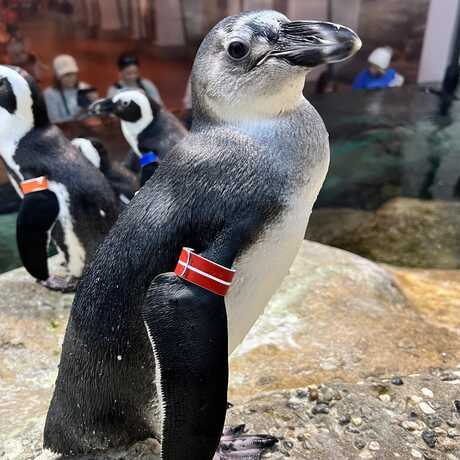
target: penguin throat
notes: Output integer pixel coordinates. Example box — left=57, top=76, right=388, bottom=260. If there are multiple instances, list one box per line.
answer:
left=121, top=117, right=153, bottom=157
left=203, top=75, right=306, bottom=123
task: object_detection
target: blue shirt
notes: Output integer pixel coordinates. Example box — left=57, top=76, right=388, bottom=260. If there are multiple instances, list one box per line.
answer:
left=352, top=68, right=401, bottom=90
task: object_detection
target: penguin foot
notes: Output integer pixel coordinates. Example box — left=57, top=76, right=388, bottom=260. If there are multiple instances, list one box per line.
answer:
left=213, top=425, right=278, bottom=459
left=39, top=275, right=79, bottom=293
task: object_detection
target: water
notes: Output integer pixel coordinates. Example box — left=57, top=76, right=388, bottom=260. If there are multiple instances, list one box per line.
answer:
left=0, top=213, right=20, bottom=274
left=313, top=85, right=460, bottom=209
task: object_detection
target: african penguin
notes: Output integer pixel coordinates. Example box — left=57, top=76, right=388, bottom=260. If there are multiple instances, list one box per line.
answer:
left=0, top=65, right=119, bottom=291
left=90, top=90, right=187, bottom=186
left=71, top=137, right=138, bottom=205
left=44, top=10, right=360, bottom=458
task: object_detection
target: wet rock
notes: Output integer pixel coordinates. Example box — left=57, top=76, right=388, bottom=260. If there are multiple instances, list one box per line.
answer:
left=226, top=372, right=460, bottom=459
left=307, top=198, right=460, bottom=269
left=230, top=242, right=460, bottom=401
left=311, top=403, right=330, bottom=415
left=454, top=400, right=460, bottom=413
left=368, top=441, right=380, bottom=451
left=3, top=243, right=460, bottom=459
left=338, top=415, right=351, bottom=425
left=352, top=417, right=363, bottom=427
left=425, top=415, right=443, bottom=429
left=295, top=389, right=308, bottom=399
left=354, top=438, right=366, bottom=449
left=422, top=388, right=434, bottom=398
left=420, top=402, right=436, bottom=415
left=308, top=387, right=319, bottom=401
left=402, top=421, right=420, bottom=432
left=422, top=430, right=437, bottom=448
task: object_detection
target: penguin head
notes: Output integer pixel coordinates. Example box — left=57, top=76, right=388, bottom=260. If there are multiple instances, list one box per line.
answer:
left=0, top=65, right=49, bottom=142
left=90, top=90, right=158, bottom=124
left=71, top=137, right=111, bottom=172
left=192, top=10, right=361, bottom=121
left=90, top=90, right=159, bottom=153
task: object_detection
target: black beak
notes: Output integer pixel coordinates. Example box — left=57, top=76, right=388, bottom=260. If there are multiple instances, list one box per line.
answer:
left=260, top=20, right=361, bottom=68
left=89, top=98, right=115, bottom=116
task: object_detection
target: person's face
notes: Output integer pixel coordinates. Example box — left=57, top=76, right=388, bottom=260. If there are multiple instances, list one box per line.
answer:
left=121, top=64, right=140, bottom=84
left=60, top=72, right=78, bottom=88
left=86, top=90, right=99, bottom=102
left=369, top=64, right=384, bottom=77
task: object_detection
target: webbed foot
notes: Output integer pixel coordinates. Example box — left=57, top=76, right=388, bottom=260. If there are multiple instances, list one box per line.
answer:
left=39, top=275, right=79, bottom=293
left=213, top=425, right=277, bottom=459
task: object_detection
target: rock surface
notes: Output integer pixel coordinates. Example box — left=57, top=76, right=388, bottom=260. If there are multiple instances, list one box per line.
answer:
left=227, top=370, right=460, bottom=460
left=229, top=242, right=460, bottom=401
left=1, top=243, right=460, bottom=459
left=307, top=198, right=460, bottom=269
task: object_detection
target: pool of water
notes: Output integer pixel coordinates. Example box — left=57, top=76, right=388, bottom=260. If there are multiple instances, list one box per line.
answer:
left=0, top=213, right=20, bottom=274
left=312, top=85, right=460, bottom=209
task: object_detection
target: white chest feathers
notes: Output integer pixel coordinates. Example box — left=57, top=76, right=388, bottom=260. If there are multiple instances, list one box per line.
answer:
left=226, top=159, right=329, bottom=354
left=47, top=181, right=86, bottom=277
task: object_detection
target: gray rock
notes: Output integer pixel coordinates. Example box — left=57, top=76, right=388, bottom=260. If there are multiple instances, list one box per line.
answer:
left=307, top=198, right=460, bottom=269
left=421, top=430, right=437, bottom=448
left=2, top=244, right=460, bottom=459
left=226, top=371, right=460, bottom=459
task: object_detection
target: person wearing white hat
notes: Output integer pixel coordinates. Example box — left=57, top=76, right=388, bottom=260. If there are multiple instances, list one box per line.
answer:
left=44, top=54, right=98, bottom=123
left=353, top=46, right=404, bottom=90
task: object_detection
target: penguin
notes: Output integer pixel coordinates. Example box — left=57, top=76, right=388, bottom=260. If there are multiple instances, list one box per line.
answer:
left=90, top=90, right=187, bottom=186
left=44, top=10, right=360, bottom=458
left=0, top=65, right=119, bottom=291
left=71, top=136, right=138, bottom=205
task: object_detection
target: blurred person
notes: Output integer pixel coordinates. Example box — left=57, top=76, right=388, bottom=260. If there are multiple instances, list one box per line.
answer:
left=44, top=54, right=98, bottom=123
left=6, top=36, right=42, bottom=81
left=107, top=52, right=163, bottom=105
left=353, top=47, right=404, bottom=90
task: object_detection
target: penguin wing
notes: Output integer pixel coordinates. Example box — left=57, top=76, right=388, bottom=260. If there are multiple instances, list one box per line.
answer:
left=142, top=224, right=251, bottom=459
left=16, top=190, right=59, bottom=280
left=143, top=273, right=228, bottom=460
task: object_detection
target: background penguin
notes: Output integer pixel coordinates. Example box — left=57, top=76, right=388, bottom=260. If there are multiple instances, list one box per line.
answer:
left=44, top=10, right=360, bottom=458
left=71, top=137, right=138, bottom=205
left=90, top=90, right=187, bottom=186
left=0, top=65, right=119, bottom=291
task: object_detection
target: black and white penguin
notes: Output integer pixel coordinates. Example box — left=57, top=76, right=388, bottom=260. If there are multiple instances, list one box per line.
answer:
left=90, top=90, right=187, bottom=186
left=44, top=10, right=360, bottom=458
left=71, top=137, right=138, bottom=205
left=0, top=65, right=119, bottom=291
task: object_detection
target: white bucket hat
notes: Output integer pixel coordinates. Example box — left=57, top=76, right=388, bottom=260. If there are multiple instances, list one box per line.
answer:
left=368, top=47, right=393, bottom=70
left=53, top=54, right=79, bottom=78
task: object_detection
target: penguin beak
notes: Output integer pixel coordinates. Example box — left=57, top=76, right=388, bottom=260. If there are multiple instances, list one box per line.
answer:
left=258, top=20, right=361, bottom=68
left=89, top=98, right=115, bottom=116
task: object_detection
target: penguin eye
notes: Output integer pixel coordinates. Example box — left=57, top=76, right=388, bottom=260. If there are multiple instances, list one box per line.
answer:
left=121, top=100, right=130, bottom=107
left=227, top=41, right=250, bottom=60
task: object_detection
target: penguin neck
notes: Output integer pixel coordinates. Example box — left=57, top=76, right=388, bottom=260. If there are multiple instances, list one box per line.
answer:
left=0, top=116, right=34, bottom=181
left=194, top=73, right=306, bottom=127
left=121, top=115, right=154, bottom=156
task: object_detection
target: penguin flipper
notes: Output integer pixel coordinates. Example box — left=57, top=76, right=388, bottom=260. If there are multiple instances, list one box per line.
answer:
left=16, top=189, right=59, bottom=281
left=142, top=272, right=228, bottom=460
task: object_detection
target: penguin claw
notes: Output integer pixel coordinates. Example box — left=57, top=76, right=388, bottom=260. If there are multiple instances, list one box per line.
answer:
left=214, top=426, right=278, bottom=459
left=39, top=275, right=79, bottom=293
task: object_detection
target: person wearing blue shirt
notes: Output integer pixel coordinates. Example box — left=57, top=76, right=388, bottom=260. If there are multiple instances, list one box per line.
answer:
left=353, top=47, right=404, bottom=90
